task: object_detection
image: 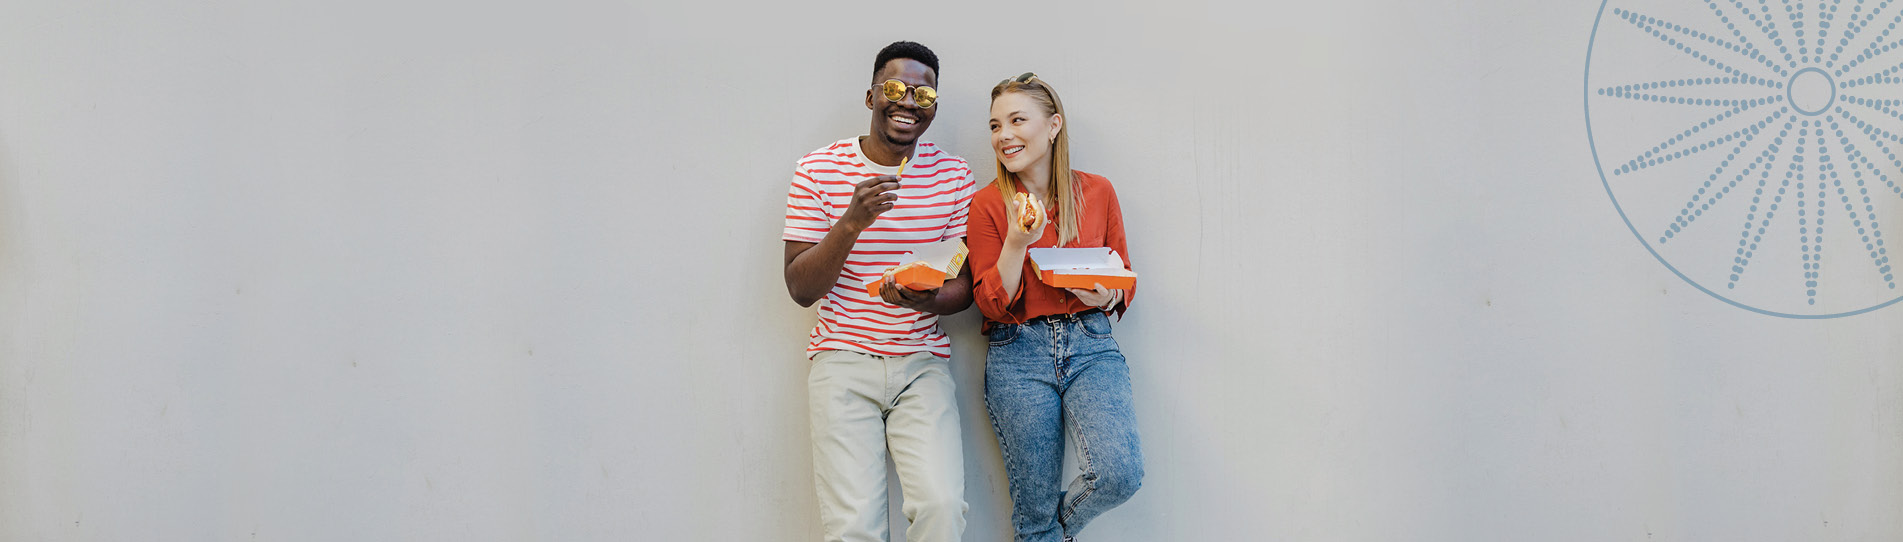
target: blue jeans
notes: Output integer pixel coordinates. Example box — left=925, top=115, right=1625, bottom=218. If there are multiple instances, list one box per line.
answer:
left=984, top=310, right=1143, bottom=542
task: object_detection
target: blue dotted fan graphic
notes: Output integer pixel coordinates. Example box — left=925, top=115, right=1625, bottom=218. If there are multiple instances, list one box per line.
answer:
left=1588, top=0, right=1903, bottom=317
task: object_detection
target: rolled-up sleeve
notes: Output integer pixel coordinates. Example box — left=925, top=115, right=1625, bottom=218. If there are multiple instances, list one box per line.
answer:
left=783, top=166, right=832, bottom=243
left=1102, top=179, right=1135, bottom=319
left=968, top=188, right=1027, bottom=323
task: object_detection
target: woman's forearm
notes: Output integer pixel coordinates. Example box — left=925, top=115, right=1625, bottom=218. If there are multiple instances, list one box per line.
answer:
left=996, top=239, right=1030, bottom=304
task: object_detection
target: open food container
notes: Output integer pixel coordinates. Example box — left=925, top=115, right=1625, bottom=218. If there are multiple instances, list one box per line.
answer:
left=1026, top=247, right=1136, bottom=290
left=864, top=238, right=970, bottom=296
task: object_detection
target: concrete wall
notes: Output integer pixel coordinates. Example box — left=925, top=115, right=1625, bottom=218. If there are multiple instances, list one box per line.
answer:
left=2, top=0, right=1900, bottom=540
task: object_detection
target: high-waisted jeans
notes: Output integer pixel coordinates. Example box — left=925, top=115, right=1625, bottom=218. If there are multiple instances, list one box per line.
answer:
left=984, top=310, right=1143, bottom=542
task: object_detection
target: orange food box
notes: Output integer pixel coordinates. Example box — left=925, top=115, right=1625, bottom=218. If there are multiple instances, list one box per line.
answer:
left=1027, top=247, right=1137, bottom=291
left=864, top=238, right=970, bottom=297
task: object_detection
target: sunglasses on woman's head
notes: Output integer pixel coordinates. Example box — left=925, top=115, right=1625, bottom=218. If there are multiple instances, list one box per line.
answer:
left=877, top=79, right=937, bottom=109
left=999, top=72, right=1038, bottom=86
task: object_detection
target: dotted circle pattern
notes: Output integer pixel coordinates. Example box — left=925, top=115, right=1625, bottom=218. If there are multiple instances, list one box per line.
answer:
left=1588, top=0, right=1903, bottom=318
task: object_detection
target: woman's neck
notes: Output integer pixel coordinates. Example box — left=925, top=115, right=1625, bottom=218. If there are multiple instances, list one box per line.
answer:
left=1018, top=161, right=1053, bottom=199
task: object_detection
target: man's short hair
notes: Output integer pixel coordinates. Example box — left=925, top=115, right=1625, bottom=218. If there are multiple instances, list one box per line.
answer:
left=873, top=41, right=939, bottom=82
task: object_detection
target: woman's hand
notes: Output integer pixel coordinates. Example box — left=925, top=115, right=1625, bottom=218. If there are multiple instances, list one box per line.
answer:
left=1065, top=283, right=1123, bottom=310
left=1003, top=192, right=1046, bottom=248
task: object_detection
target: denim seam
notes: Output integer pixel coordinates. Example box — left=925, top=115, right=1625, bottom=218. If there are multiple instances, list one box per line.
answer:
left=1058, top=400, right=1098, bottom=529
left=989, top=325, right=1018, bottom=346
left=985, top=379, right=1035, bottom=537
left=1079, top=311, right=1113, bottom=339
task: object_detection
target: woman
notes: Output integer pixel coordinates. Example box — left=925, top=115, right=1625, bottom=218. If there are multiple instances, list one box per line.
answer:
left=969, top=72, right=1143, bottom=542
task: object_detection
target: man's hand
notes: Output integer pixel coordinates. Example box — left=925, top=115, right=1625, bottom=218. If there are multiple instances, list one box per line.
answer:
left=881, top=280, right=940, bottom=313
left=840, top=175, right=901, bottom=232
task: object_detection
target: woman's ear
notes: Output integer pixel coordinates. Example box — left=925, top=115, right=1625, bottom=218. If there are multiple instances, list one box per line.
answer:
left=1048, top=113, right=1064, bottom=143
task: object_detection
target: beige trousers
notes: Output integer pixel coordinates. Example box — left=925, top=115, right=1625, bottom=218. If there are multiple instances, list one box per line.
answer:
left=808, top=349, right=967, bottom=542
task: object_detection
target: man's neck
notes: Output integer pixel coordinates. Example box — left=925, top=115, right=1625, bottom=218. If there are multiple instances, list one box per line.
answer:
left=859, top=135, right=915, bottom=168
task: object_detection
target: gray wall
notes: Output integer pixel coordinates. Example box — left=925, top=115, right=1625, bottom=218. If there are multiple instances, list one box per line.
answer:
left=2, top=0, right=1900, bottom=540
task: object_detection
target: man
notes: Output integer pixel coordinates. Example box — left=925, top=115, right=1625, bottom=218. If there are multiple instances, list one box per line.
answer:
left=782, top=41, right=976, bottom=542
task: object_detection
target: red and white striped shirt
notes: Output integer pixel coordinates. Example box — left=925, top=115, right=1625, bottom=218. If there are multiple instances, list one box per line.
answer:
left=784, top=137, right=976, bottom=359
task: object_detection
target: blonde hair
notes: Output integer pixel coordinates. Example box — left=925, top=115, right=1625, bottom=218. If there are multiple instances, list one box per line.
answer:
left=991, top=73, right=1081, bottom=247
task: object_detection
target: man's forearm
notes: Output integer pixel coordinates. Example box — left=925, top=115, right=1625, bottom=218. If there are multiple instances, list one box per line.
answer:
left=920, top=274, right=974, bottom=315
left=785, top=225, right=865, bottom=307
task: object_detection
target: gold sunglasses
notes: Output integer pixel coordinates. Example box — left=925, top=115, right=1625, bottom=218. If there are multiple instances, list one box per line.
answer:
left=999, top=72, right=1039, bottom=86
left=876, top=79, right=937, bottom=109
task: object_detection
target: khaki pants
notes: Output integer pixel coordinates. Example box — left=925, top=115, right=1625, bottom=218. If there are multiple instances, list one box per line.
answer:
left=808, top=349, right=967, bottom=542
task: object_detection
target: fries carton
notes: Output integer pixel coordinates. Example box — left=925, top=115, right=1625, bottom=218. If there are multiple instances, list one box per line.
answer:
left=1027, top=247, right=1137, bottom=291
left=864, top=238, right=970, bottom=296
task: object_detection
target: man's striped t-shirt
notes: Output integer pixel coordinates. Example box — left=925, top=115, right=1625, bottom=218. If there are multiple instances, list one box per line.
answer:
left=783, top=137, right=976, bottom=359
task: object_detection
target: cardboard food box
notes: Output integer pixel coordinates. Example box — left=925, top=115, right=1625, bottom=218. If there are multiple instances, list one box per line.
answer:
left=1027, top=247, right=1137, bottom=291
left=864, top=238, right=970, bottom=297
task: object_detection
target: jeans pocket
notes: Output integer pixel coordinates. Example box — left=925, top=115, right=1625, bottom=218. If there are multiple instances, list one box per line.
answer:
left=1079, top=311, right=1115, bottom=338
left=987, top=324, right=1019, bottom=346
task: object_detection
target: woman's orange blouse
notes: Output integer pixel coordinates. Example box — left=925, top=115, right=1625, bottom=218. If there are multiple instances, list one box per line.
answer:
left=969, top=170, right=1134, bottom=325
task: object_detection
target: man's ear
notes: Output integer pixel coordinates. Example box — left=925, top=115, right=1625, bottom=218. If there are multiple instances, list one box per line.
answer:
left=866, top=89, right=876, bottom=110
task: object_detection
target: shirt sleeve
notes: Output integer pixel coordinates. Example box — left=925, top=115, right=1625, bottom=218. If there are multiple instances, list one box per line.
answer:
left=783, top=165, right=832, bottom=243
left=942, top=161, right=975, bottom=241
left=1101, top=177, right=1136, bottom=318
left=968, top=186, right=1028, bottom=323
